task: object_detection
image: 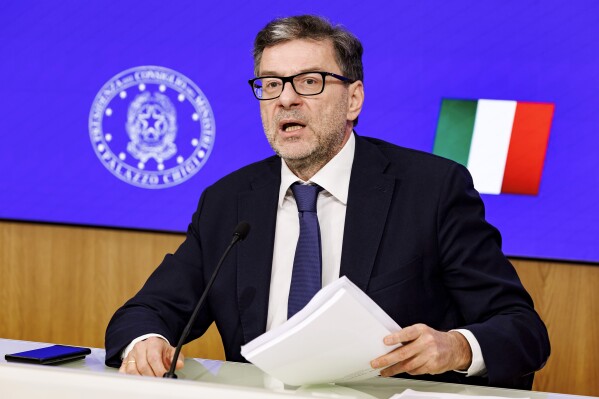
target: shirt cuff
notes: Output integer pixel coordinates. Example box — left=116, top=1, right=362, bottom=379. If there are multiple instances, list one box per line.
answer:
left=121, top=334, right=170, bottom=360
left=451, top=329, right=486, bottom=377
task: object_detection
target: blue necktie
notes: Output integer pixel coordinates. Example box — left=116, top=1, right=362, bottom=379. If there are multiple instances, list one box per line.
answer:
left=288, top=183, right=323, bottom=318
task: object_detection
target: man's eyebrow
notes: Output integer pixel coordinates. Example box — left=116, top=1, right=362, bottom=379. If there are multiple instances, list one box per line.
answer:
left=257, top=67, right=326, bottom=77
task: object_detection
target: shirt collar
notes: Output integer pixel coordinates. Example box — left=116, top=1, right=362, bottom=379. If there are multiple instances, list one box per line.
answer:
left=278, top=132, right=355, bottom=207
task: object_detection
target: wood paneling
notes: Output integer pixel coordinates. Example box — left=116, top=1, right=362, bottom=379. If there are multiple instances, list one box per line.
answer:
left=513, top=259, right=599, bottom=396
left=0, top=221, right=224, bottom=361
left=0, top=220, right=597, bottom=395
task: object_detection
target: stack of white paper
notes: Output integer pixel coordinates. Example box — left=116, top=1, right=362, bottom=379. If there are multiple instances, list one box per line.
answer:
left=241, top=276, right=402, bottom=386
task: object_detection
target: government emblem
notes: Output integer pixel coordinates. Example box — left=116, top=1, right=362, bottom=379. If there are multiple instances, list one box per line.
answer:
left=89, top=66, right=215, bottom=188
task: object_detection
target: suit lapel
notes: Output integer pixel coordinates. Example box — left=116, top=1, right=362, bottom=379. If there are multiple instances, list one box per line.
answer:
left=340, top=137, right=396, bottom=291
left=236, top=157, right=281, bottom=344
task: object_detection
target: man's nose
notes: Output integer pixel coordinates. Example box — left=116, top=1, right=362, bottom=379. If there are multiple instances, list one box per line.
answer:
left=277, top=81, right=301, bottom=108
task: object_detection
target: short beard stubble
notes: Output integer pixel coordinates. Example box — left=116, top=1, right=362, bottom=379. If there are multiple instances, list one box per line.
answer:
left=261, top=91, right=350, bottom=180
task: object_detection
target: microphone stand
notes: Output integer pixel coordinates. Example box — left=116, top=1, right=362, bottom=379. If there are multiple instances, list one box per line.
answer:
left=163, top=222, right=250, bottom=378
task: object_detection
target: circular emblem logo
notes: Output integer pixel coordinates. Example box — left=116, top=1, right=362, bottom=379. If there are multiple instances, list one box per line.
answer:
left=89, top=66, right=215, bottom=188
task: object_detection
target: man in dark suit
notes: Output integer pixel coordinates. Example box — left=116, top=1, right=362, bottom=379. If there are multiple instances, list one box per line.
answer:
left=105, top=15, right=550, bottom=389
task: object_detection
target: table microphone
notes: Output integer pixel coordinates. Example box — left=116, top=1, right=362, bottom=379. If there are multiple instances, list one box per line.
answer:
left=163, top=221, right=251, bottom=379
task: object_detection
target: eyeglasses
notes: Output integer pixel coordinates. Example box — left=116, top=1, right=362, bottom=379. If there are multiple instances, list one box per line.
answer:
left=248, top=71, right=354, bottom=100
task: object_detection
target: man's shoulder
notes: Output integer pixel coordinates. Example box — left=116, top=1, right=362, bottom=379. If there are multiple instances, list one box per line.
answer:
left=205, top=155, right=280, bottom=194
left=358, top=135, right=462, bottom=175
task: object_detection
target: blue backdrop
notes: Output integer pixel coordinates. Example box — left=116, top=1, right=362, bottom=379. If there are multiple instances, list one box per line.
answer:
left=1, top=1, right=597, bottom=263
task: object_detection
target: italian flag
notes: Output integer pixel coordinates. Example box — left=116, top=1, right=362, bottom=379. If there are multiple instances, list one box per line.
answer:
left=433, top=99, right=554, bottom=195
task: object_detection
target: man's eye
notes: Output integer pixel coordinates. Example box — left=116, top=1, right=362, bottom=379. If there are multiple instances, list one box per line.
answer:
left=264, top=81, right=281, bottom=89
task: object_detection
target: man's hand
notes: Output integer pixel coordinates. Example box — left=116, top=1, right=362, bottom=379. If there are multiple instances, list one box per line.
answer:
left=370, top=324, right=472, bottom=377
left=119, top=337, right=185, bottom=376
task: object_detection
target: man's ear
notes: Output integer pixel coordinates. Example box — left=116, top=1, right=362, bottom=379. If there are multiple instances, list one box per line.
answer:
left=346, top=80, right=364, bottom=123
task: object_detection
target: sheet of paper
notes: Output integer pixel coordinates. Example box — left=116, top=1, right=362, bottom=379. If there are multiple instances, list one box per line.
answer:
left=241, top=276, right=402, bottom=386
left=391, top=389, right=530, bottom=399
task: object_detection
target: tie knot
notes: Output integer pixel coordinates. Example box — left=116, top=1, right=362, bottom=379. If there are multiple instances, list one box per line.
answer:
left=291, top=183, right=321, bottom=212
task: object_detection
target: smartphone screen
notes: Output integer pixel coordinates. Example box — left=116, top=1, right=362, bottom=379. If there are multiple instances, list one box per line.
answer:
left=5, top=345, right=91, bottom=365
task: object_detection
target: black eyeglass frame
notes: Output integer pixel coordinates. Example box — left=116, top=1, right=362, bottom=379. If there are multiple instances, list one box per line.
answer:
left=248, top=71, right=355, bottom=100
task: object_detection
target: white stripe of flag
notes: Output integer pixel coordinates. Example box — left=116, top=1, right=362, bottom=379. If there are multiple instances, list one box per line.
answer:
left=466, top=99, right=517, bottom=194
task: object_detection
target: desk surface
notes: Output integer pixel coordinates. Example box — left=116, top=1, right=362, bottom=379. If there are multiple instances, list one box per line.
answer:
left=0, top=339, right=586, bottom=399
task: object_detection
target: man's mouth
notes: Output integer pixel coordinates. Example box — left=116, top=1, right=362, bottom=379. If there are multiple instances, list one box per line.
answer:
left=279, top=118, right=306, bottom=133
left=280, top=121, right=306, bottom=132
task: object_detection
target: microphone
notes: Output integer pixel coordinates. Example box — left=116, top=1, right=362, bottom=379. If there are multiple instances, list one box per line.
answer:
left=163, top=221, right=251, bottom=378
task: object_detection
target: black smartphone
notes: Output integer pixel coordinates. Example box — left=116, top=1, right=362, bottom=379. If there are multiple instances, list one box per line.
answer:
left=4, top=345, right=91, bottom=365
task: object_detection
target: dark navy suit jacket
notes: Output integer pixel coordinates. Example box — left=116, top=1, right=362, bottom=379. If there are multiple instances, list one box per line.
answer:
left=105, top=135, right=550, bottom=389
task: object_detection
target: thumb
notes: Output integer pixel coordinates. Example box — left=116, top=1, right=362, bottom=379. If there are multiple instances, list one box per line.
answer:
left=175, top=352, right=185, bottom=369
left=164, top=345, right=184, bottom=369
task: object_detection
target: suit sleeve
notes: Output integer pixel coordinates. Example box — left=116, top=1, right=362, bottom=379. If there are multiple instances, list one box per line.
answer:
left=436, top=163, right=550, bottom=387
left=104, top=192, right=214, bottom=368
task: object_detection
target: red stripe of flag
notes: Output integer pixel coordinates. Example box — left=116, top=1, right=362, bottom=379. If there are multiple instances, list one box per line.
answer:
left=501, top=102, right=554, bottom=195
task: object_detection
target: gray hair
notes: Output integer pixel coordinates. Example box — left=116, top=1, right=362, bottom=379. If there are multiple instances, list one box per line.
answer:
left=253, top=15, right=364, bottom=83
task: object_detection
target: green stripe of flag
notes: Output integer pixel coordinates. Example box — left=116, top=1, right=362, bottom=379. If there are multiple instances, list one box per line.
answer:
left=433, top=99, right=478, bottom=167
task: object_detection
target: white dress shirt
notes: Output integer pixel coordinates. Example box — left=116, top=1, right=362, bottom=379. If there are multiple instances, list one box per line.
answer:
left=266, top=133, right=355, bottom=331
left=125, top=132, right=486, bottom=376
